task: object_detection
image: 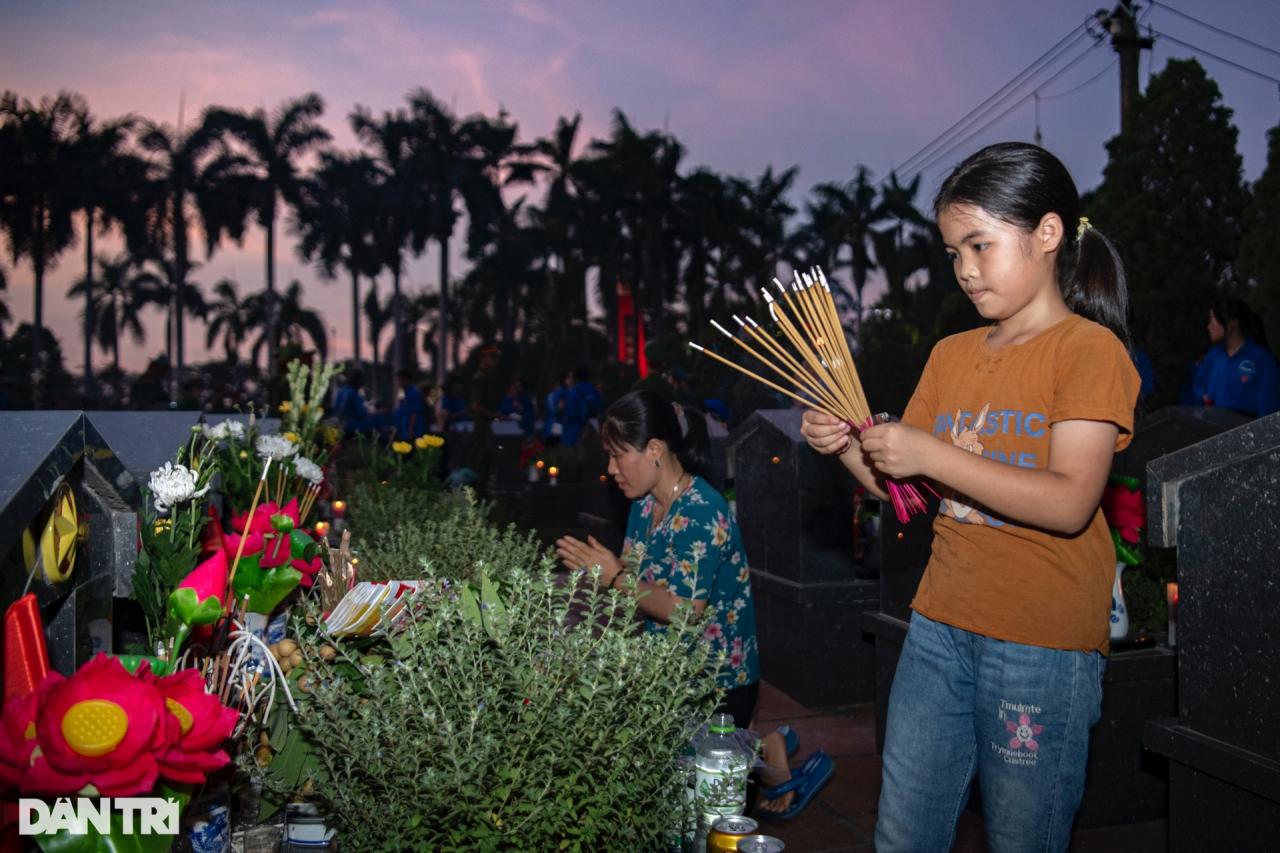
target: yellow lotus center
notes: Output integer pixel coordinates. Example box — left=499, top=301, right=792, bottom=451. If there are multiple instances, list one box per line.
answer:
left=61, top=700, right=128, bottom=757
left=165, top=697, right=194, bottom=734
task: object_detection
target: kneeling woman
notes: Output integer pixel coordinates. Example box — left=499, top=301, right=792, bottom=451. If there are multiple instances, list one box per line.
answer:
left=555, top=390, right=760, bottom=725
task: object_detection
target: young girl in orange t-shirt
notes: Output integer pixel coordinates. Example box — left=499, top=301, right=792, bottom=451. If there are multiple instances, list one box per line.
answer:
left=803, top=142, right=1139, bottom=852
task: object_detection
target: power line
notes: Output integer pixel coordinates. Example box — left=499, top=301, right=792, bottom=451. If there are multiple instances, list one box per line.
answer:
left=888, top=19, right=1095, bottom=181
left=1151, top=28, right=1280, bottom=86
left=1039, top=58, right=1118, bottom=101
left=1150, top=0, right=1280, bottom=63
left=901, top=40, right=1107, bottom=184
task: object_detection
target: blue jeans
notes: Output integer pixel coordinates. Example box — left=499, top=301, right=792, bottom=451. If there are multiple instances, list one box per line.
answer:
left=875, top=612, right=1105, bottom=853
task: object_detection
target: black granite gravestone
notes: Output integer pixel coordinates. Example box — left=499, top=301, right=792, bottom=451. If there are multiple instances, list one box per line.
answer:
left=729, top=409, right=877, bottom=706
left=1145, top=411, right=1280, bottom=850
left=0, top=412, right=144, bottom=675
left=863, top=484, right=1176, bottom=829
left=1112, top=405, right=1251, bottom=481
left=488, top=420, right=525, bottom=488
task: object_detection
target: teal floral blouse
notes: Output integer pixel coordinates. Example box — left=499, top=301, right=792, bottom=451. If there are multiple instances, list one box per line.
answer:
left=622, top=476, right=759, bottom=690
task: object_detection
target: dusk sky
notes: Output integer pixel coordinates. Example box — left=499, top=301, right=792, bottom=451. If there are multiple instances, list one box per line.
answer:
left=2, top=0, right=1279, bottom=373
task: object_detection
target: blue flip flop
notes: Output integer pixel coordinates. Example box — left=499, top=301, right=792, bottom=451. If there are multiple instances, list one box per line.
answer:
left=757, top=750, right=834, bottom=823
left=776, top=725, right=800, bottom=758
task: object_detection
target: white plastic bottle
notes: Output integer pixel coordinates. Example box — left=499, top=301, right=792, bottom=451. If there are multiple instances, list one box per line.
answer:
left=694, top=713, right=751, bottom=831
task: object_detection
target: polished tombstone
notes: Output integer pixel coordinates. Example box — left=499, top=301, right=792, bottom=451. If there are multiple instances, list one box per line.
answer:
left=488, top=420, right=525, bottom=488
left=729, top=409, right=877, bottom=706
left=0, top=413, right=139, bottom=675
left=864, top=495, right=1176, bottom=829
left=1145, top=411, right=1280, bottom=850
left=1112, top=405, right=1251, bottom=481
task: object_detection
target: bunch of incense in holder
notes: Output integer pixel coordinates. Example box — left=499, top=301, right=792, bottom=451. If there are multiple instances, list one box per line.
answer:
left=298, top=483, right=321, bottom=525
left=688, top=265, right=934, bottom=522
left=228, top=458, right=272, bottom=596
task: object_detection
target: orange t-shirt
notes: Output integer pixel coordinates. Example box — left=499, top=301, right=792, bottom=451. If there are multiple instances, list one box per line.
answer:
left=900, top=314, right=1140, bottom=653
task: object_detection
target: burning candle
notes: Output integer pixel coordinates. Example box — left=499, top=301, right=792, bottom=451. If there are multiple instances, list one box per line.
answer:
left=548, top=466, right=559, bottom=485
left=331, top=500, right=346, bottom=517
left=315, top=520, right=331, bottom=538
left=1166, top=582, right=1179, bottom=647
left=536, top=459, right=545, bottom=470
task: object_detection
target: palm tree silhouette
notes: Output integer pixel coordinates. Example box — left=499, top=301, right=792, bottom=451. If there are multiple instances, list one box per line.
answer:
left=205, top=278, right=253, bottom=366
left=67, top=253, right=151, bottom=380
left=294, top=150, right=382, bottom=365
left=350, top=105, right=427, bottom=374
left=0, top=266, right=12, bottom=337
left=246, top=280, right=327, bottom=366
left=68, top=105, right=146, bottom=398
left=130, top=255, right=208, bottom=373
left=875, top=171, right=930, bottom=299
left=134, top=115, right=248, bottom=398
left=406, top=89, right=517, bottom=380
left=363, top=286, right=393, bottom=383
left=203, top=94, right=331, bottom=384
left=803, top=166, right=885, bottom=337
left=0, top=91, right=83, bottom=386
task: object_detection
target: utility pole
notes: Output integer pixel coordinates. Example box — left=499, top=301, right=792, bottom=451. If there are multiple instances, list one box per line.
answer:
left=1097, top=1, right=1154, bottom=133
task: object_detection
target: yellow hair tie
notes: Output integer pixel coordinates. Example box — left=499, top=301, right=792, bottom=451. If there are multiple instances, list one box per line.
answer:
left=1076, top=216, right=1092, bottom=240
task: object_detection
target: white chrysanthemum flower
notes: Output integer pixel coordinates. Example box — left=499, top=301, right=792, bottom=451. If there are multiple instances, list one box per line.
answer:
left=148, top=462, right=209, bottom=514
left=203, top=419, right=246, bottom=441
left=294, top=456, right=324, bottom=486
left=256, top=433, right=299, bottom=461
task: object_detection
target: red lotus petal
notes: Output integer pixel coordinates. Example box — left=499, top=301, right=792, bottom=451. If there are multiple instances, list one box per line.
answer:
left=279, top=498, right=301, bottom=528
left=158, top=747, right=230, bottom=776
left=89, top=754, right=160, bottom=797
left=233, top=503, right=279, bottom=535
left=23, top=755, right=91, bottom=796
left=153, top=670, right=236, bottom=753
left=223, top=531, right=265, bottom=558
left=259, top=536, right=291, bottom=569
left=177, top=550, right=229, bottom=607
left=35, top=654, right=165, bottom=775
left=291, top=557, right=321, bottom=578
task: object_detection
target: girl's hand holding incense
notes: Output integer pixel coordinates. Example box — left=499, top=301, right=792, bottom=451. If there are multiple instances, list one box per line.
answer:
left=800, top=410, right=855, bottom=455
left=860, top=421, right=935, bottom=479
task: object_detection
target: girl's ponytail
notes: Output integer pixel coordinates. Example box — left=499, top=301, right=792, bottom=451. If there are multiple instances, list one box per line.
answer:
left=1069, top=223, right=1130, bottom=349
left=935, top=142, right=1131, bottom=348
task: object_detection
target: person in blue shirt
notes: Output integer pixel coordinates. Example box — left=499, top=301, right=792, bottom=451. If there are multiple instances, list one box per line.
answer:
left=435, top=378, right=471, bottom=433
left=1132, top=348, right=1157, bottom=407
left=333, top=367, right=371, bottom=438
left=500, top=377, right=537, bottom=437
left=392, top=368, right=427, bottom=440
left=554, top=390, right=760, bottom=726
left=1192, top=298, right=1280, bottom=418
left=571, top=365, right=604, bottom=419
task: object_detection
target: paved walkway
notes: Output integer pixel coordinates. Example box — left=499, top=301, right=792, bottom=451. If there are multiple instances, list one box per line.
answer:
left=751, top=682, right=1166, bottom=853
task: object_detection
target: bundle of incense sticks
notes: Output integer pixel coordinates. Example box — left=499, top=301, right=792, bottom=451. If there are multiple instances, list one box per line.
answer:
left=688, top=266, right=932, bottom=522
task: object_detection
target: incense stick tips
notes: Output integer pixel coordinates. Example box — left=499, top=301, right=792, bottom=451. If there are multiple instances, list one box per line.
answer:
left=762, top=289, right=775, bottom=303
left=710, top=319, right=734, bottom=339
left=688, top=341, right=705, bottom=352
left=746, top=316, right=761, bottom=328
left=732, top=315, right=747, bottom=327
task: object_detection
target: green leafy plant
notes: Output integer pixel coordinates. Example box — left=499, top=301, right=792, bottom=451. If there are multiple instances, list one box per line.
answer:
left=252, top=561, right=721, bottom=852
left=132, top=431, right=217, bottom=649
left=356, top=490, right=544, bottom=586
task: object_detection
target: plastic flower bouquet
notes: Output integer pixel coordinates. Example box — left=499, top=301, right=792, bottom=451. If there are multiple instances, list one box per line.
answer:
left=0, top=654, right=237, bottom=852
